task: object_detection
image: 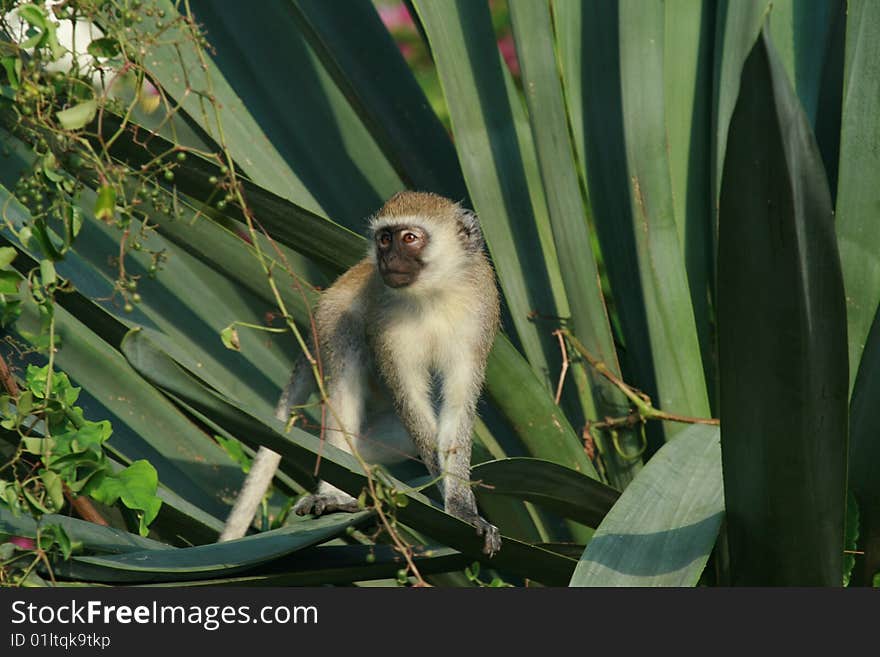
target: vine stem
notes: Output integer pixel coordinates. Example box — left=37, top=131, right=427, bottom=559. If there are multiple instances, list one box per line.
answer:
left=556, top=329, right=719, bottom=427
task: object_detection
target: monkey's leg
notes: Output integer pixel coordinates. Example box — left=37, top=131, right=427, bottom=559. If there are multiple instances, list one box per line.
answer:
left=437, top=365, right=501, bottom=557
left=293, top=360, right=366, bottom=516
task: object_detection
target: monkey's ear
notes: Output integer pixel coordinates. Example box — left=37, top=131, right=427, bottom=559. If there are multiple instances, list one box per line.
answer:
left=457, top=208, right=485, bottom=253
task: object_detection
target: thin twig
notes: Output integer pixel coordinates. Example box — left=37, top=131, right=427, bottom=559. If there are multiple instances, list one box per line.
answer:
left=558, top=329, right=719, bottom=427
left=553, top=330, right=568, bottom=405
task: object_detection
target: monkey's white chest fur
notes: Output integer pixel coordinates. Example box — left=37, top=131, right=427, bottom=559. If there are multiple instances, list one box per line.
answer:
left=380, top=288, right=481, bottom=369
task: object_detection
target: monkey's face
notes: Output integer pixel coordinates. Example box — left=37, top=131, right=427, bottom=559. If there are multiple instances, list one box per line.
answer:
left=374, top=224, right=428, bottom=289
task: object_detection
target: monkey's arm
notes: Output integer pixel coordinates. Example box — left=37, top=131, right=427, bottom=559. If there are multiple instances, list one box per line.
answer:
left=436, top=360, right=501, bottom=556
left=291, top=354, right=367, bottom=516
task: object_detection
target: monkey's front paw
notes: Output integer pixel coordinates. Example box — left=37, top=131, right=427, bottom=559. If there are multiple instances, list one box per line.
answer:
left=475, top=517, right=501, bottom=557
left=294, top=493, right=359, bottom=516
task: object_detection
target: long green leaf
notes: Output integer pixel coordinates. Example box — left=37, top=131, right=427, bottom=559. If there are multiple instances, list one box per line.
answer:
left=186, top=0, right=403, bottom=224
left=712, top=0, right=771, bottom=201
left=617, top=0, right=709, bottom=429
left=104, top=118, right=365, bottom=272
left=764, top=0, right=838, bottom=126
left=718, top=26, right=848, bottom=586
left=0, top=508, right=169, bottom=555
left=664, top=0, right=716, bottom=407
left=485, top=336, right=597, bottom=479
left=136, top=1, right=324, bottom=215
left=509, top=0, right=640, bottom=487
left=129, top=545, right=469, bottom=587
left=289, top=0, right=467, bottom=201
left=837, top=0, right=880, bottom=586
left=559, top=1, right=709, bottom=453
left=849, top=311, right=880, bottom=583
left=55, top=513, right=373, bottom=583
left=570, top=424, right=723, bottom=587
left=836, top=0, right=880, bottom=390
left=471, top=458, right=619, bottom=528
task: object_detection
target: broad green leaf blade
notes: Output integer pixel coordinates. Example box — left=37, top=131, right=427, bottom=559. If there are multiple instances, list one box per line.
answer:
left=0, top=507, right=169, bottom=555
left=570, top=424, right=723, bottom=587
left=104, top=117, right=365, bottom=272
left=619, top=0, right=710, bottom=432
left=559, top=1, right=709, bottom=452
left=718, top=27, right=848, bottom=586
left=814, top=0, right=846, bottom=199
left=838, top=0, right=880, bottom=587
left=836, top=0, right=880, bottom=391
left=186, top=0, right=403, bottom=224
left=713, top=0, right=771, bottom=200
left=120, top=328, right=577, bottom=585
left=764, top=0, right=838, bottom=126
left=139, top=1, right=324, bottom=215
left=509, top=0, right=641, bottom=487
left=485, top=335, right=597, bottom=479
left=410, top=0, right=567, bottom=383
left=471, top=458, right=619, bottom=528
left=849, top=311, right=880, bottom=582
left=125, top=545, right=469, bottom=587
left=289, top=0, right=467, bottom=201
left=664, top=0, right=716, bottom=406
left=56, top=513, right=373, bottom=583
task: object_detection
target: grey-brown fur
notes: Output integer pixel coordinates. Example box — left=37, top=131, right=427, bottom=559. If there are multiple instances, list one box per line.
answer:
left=283, top=191, right=502, bottom=555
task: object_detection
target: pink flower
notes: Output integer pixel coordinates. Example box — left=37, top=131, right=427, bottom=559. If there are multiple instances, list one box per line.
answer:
left=398, top=42, right=414, bottom=60
left=497, top=33, right=520, bottom=77
left=7, top=536, right=36, bottom=550
left=378, top=3, right=414, bottom=31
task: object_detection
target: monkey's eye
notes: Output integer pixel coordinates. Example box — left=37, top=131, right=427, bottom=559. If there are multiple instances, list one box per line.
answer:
left=402, top=232, right=418, bottom=244
left=378, top=232, right=392, bottom=246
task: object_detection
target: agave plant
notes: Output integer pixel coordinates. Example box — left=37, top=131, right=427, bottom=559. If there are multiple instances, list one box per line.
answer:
left=0, top=0, right=876, bottom=588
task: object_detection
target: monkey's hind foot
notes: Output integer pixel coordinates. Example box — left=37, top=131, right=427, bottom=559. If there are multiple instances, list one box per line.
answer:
left=475, top=517, right=501, bottom=557
left=294, top=492, right=359, bottom=516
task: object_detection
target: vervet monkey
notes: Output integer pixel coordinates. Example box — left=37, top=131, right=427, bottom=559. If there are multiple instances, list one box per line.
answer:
left=222, top=191, right=502, bottom=556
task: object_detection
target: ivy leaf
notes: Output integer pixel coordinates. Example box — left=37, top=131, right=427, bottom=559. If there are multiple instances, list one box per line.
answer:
left=39, top=470, right=64, bottom=512
left=41, top=153, right=64, bottom=183
left=50, top=524, right=72, bottom=560
left=0, top=271, right=20, bottom=295
left=26, top=365, right=80, bottom=404
left=17, top=4, right=47, bottom=29
left=56, top=99, right=97, bottom=131
left=87, top=37, right=120, bottom=59
left=220, top=324, right=240, bottom=351
left=20, top=437, right=52, bottom=456
left=1, top=56, right=22, bottom=89
left=15, top=390, right=32, bottom=417
left=94, top=184, right=116, bottom=222
left=0, top=299, right=21, bottom=326
left=0, top=246, right=16, bottom=268
left=63, top=205, right=83, bottom=245
left=39, top=259, right=56, bottom=288
left=214, top=435, right=251, bottom=473
left=22, top=487, right=50, bottom=514
left=85, top=461, right=162, bottom=536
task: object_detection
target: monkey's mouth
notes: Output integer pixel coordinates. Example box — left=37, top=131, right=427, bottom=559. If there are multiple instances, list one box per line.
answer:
left=381, top=270, right=418, bottom=288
